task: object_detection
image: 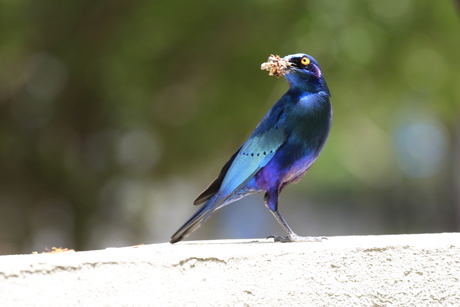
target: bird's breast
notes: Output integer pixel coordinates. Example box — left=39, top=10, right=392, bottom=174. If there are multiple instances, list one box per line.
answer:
left=254, top=103, right=331, bottom=190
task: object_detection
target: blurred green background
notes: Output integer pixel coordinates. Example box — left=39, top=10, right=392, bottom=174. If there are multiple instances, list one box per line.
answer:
left=1, top=0, right=459, bottom=255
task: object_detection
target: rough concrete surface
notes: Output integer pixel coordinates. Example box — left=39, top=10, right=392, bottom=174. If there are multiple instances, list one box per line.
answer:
left=0, top=233, right=459, bottom=306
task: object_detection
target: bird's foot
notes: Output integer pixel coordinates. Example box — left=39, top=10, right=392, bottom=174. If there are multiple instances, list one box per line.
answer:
left=267, top=234, right=327, bottom=243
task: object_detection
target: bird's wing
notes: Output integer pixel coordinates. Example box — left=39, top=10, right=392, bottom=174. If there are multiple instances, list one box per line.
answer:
left=194, top=124, right=286, bottom=206
left=193, top=94, right=290, bottom=205
left=217, top=123, right=287, bottom=200
left=194, top=121, right=287, bottom=207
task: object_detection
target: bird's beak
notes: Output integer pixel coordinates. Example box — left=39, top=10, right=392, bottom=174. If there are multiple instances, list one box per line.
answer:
left=282, top=55, right=297, bottom=71
left=281, top=54, right=294, bottom=64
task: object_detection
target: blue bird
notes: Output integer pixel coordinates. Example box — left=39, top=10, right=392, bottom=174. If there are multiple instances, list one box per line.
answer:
left=170, top=53, right=332, bottom=243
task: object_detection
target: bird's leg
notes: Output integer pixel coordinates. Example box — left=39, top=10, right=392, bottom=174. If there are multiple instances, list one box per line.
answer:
left=268, top=209, right=326, bottom=242
left=264, top=192, right=326, bottom=243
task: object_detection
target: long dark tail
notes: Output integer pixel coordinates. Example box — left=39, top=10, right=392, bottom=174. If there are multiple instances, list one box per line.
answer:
left=170, top=196, right=218, bottom=244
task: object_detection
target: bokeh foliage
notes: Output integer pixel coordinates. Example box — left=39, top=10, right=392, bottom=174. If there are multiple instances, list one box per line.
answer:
left=0, top=0, right=459, bottom=254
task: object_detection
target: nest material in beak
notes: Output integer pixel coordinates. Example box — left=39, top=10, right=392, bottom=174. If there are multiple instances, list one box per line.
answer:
left=260, top=54, right=291, bottom=77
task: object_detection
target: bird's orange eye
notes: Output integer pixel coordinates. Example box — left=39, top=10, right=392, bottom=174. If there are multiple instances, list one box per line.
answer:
left=301, top=57, right=310, bottom=66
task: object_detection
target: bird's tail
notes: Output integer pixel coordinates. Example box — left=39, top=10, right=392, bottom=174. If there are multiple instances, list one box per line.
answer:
left=170, top=195, right=220, bottom=244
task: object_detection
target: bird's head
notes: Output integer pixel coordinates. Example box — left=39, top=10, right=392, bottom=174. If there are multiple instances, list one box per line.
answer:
left=282, top=53, right=325, bottom=89
left=261, top=53, right=328, bottom=93
left=283, top=53, right=322, bottom=79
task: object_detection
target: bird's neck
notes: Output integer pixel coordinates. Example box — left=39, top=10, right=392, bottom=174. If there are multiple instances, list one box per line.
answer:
left=285, top=74, right=329, bottom=96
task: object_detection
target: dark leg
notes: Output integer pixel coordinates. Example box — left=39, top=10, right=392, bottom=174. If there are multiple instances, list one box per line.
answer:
left=264, top=191, right=326, bottom=243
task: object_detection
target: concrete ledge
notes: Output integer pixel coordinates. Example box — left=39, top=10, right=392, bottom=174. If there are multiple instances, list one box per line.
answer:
left=1, top=233, right=460, bottom=306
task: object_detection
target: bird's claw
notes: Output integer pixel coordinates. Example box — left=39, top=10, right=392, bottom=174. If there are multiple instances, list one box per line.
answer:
left=267, top=234, right=327, bottom=243
left=266, top=235, right=290, bottom=243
